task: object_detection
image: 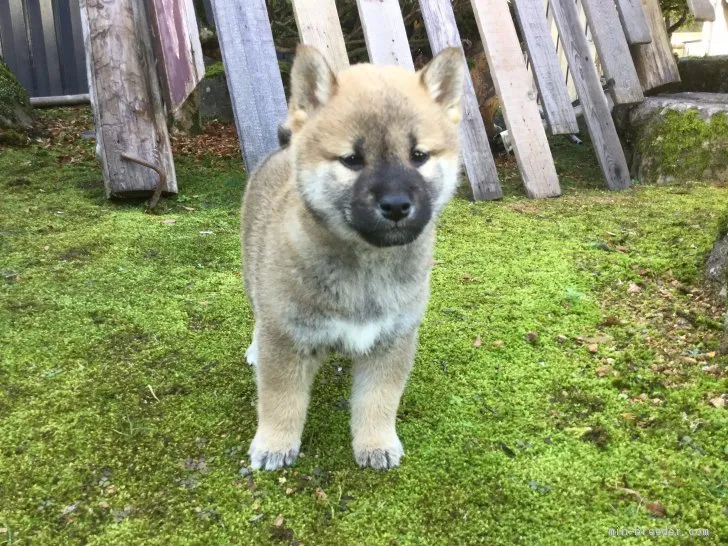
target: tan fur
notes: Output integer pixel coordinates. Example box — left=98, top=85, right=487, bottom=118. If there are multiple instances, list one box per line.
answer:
left=242, top=46, right=464, bottom=470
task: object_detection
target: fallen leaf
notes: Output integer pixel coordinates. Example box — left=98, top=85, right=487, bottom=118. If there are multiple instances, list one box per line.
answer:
left=274, top=514, right=284, bottom=527
left=599, top=315, right=620, bottom=327
left=595, top=365, right=612, bottom=377
left=585, top=336, right=611, bottom=344
left=709, top=396, right=725, bottom=408
left=492, top=340, right=505, bottom=348
left=615, top=246, right=629, bottom=253
left=588, top=344, right=599, bottom=353
left=314, top=488, right=327, bottom=502
left=278, top=477, right=287, bottom=485
left=472, top=336, right=482, bottom=348
left=627, top=283, right=642, bottom=294
left=647, top=502, right=667, bottom=518
left=285, top=487, right=294, bottom=495
left=621, top=413, right=637, bottom=421
left=161, top=219, right=176, bottom=225
left=106, top=484, right=117, bottom=495
left=199, top=230, right=214, bottom=235
left=555, top=334, right=568, bottom=343
left=524, top=332, right=539, bottom=344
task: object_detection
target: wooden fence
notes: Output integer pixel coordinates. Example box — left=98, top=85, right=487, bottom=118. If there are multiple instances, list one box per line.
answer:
left=0, top=0, right=88, bottom=98
left=211, top=0, right=689, bottom=199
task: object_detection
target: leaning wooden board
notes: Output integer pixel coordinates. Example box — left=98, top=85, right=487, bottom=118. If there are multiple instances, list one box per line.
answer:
left=631, top=0, right=681, bottom=92
left=418, top=0, right=502, bottom=200
left=469, top=0, right=560, bottom=198
left=512, top=0, right=578, bottom=135
left=356, top=0, right=414, bottom=70
left=147, top=0, right=205, bottom=112
left=550, top=0, right=631, bottom=191
left=291, top=0, right=349, bottom=71
left=580, top=0, right=644, bottom=105
left=687, top=0, right=716, bottom=21
left=210, top=0, right=288, bottom=171
left=614, top=0, right=652, bottom=44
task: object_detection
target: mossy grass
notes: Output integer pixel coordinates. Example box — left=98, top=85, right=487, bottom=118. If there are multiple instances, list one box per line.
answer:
left=1, top=109, right=727, bottom=545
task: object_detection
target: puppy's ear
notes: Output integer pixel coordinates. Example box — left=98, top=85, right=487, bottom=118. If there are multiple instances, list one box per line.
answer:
left=288, top=45, right=337, bottom=131
left=419, top=47, right=464, bottom=124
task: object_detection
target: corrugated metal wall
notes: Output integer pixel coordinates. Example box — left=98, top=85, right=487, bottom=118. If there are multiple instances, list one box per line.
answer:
left=0, top=0, right=88, bottom=98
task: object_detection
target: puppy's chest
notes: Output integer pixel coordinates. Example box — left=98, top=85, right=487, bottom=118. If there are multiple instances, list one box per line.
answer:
left=290, top=258, right=428, bottom=354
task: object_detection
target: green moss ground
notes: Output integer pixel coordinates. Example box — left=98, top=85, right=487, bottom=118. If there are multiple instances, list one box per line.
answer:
left=1, top=109, right=727, bottom=545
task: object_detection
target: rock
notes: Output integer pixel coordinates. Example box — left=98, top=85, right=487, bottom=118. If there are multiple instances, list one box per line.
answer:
left=624, top=93, right=728, bottom=184
left=199, top=73, right=234, bottom=123
left=0, top=56, right=34, bottom=141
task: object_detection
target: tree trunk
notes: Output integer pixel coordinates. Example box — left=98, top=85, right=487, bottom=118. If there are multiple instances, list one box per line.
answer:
left=79, top=0, right=177, bottom=198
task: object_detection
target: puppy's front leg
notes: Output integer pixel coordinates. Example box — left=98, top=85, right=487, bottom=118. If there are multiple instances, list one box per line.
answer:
left=248, top=328, right=321, bottom=471
left=351, top=331, right=417, bottom=470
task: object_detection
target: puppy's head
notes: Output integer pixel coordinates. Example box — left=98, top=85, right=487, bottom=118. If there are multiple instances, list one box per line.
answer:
left=287, top=46, right=464, bottom=248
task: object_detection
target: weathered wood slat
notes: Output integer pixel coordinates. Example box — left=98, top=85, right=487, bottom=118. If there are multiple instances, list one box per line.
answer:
left=3, top=0, right=34, bottom=93
left=687, top=0, right=716, bottom=21
left=469, top=0, right=560, bottom=198
left=291, top=0, right=349, bottom=71
left=79, top=0, right=177, bottom=197
left=512, top=0, right=578, bottom=135
left=356, top=0, right=414, bottom=70
left=210, top=0, right=288, bottom=172
left=147, top=0, right=205, bottom=111
left=418, top=0, right=502, bottom=200
left=26, top=0, right=53, bottom=97
left=580, top=0, right=644, bottom=105
left=631, top=0, right=681, bottom=92
left=614, top=0, right=652, bottom=44
left=550, top=0, right=631, bottom=190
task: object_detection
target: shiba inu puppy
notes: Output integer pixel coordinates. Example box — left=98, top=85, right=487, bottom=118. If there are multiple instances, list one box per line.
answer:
left=242, top=45, right=464, bottom=470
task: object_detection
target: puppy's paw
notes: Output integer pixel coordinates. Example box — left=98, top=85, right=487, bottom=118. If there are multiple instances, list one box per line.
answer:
left=354, top=437, right=404, bottom=470
left=248, top=435, right=299, bottom=471
left=244, top=342, right=258, bottom=367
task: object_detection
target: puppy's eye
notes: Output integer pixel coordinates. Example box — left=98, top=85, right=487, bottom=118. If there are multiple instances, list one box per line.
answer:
left=339, top=152, right=365, bottom=170
left=411, top=149, right=430, bottom=167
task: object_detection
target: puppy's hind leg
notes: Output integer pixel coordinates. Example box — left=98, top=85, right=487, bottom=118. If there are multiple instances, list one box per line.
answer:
left=351, top=330, right=417, bottom=470
left=248, top=328, right=322, bottom=471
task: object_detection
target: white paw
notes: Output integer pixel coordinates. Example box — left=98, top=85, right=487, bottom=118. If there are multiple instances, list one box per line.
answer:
left=245, top=328, right=258, bottom=366
left=354, top=436, right=404, bottom=469
left=248, top=434, right=299, bottom=471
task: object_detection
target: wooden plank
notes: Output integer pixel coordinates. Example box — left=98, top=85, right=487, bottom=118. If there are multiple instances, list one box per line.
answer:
left=147, top=0, right=205, bottom=111
left=512, top=0, right=578, bottom=135
left=580, top=0, right=644, bottom=105
left=550, top=0, right=631, bottom=190
left=418, top=0, right=502, bottom=200
left=614, top=0, right=652, bottom=44
left=5, top=0, right=34, bottom=95
left=53, top=0, right=80, bottom=93
left=469, top=0, right=560, bottom=198
left=291, top=0, right=349, bottom=71
left=210, top=0, right=287, bottom=171
left=356, top=0, right=414, bottom=70
left=79, top=0, right=177, bottom=197
left=631, top=0, right=681, bottom=92
left=687, top=0, right=716, bottom=21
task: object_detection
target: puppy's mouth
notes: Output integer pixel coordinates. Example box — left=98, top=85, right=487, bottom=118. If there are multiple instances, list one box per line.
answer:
left=352, top=218, right=425, bottom=248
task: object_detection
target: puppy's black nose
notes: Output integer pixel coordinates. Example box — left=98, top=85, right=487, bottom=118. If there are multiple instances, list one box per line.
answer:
left=378, top=193, right=412, bottom=222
